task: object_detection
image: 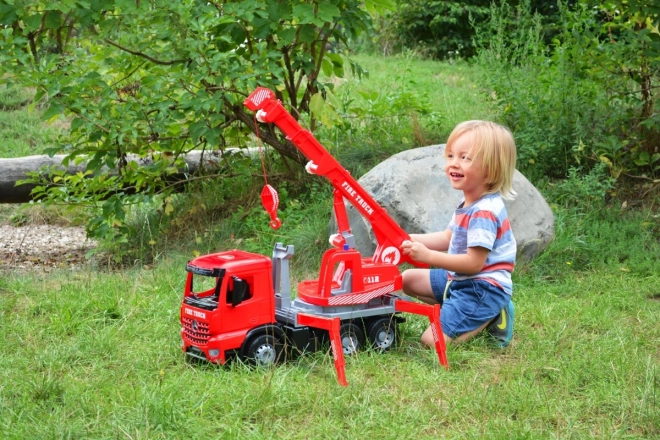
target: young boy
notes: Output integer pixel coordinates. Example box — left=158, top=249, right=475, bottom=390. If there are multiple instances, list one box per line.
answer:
left=401, top=120, right=517, bottom=348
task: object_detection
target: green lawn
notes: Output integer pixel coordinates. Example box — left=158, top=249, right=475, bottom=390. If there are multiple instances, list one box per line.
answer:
left=351, top=53, right=496, bottom=128
left=1, top=260, right=658, bottom=438
left=1, top=54, right=659, bottom=439
left=0, top=85, right=65, bottom=159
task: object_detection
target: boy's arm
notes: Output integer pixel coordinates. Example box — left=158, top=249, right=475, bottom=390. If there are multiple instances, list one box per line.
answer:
left=401, top=241, right=489, bottom=275
left=409, top=229, right=452, bottom=252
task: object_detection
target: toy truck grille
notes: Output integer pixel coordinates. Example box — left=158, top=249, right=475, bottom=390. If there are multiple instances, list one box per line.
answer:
left=182, top=317, right=210, bottom=345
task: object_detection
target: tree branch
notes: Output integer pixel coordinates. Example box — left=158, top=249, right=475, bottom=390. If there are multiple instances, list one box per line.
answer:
left=230, top=103, right=305, bottom=164
left=104, top=39, right=190, bottom=65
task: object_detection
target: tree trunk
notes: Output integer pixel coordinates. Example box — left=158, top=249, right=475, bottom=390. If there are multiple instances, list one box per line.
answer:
left=0, top=151, right=230, bottom=204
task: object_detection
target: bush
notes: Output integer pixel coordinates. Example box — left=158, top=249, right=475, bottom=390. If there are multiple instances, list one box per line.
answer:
left=372, top=1, right=572, bottom=60
left=543, top=162, right=615, bottom=211
left=391, top=0, right=492, bottom=59
left=474, top=1, right=660, bottom=183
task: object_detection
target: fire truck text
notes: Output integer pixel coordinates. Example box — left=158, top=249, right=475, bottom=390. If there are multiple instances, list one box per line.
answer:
left=341, top=181, right=374, bottom=216
left=184, top=308, right=206, bottom=319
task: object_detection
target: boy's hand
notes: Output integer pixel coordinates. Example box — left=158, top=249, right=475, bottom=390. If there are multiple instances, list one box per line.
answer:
left=401, top=239, right=431, bottom=263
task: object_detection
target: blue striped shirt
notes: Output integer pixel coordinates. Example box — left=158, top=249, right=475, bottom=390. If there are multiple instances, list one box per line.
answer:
left=447, top=193, right=516, bottom=295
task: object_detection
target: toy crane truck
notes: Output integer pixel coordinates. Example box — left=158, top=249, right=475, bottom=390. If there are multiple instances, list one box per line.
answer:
left=180, top=87, right=448, bottom=386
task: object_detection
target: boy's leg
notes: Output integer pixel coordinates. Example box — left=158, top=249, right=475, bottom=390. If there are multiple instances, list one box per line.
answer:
left=435, top=279, right=511, bottom=347
left=420, top=325, right=446, bottom=347
left=401, top=268, right=439, bottom=305
left=420, top=320, right=491, bottom=347
left=403, top=269, right=451, bottom=347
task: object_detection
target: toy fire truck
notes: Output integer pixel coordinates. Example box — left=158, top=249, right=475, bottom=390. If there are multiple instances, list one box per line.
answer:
left=180, top=88, right=448, bottom=386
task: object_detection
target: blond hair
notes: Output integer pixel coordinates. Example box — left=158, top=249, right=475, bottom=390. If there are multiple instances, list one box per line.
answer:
left=445, top=120, right=517, bottom=200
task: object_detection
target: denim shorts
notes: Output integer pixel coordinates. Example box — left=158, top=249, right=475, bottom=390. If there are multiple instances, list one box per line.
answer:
left=430, top=269, right=511, bottom=339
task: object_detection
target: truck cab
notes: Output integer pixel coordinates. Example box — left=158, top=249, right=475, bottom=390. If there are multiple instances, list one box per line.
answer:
left=181, top=250, right=275, bottom=363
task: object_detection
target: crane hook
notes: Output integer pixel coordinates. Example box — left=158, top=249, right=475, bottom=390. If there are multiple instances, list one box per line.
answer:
left=261, top=184, right=281, bottom=229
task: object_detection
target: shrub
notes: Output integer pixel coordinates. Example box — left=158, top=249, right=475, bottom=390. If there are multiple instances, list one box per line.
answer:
left=474, top=1, right=660, bottom=183
left=369, top=1, right=572, bottom=60
left=543, top=162, right=616, bottom=211
left=392, top=0, right=492, bottom=59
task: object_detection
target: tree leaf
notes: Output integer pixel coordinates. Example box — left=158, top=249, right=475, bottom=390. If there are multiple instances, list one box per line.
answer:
left=317, top=3, right=341, bottom=22
left=44, top=11, right=62, bottom=30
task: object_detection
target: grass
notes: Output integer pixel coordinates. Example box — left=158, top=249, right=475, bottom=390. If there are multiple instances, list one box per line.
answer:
left=0, top=85, right=70, bottom=225
left=1, top=260, right=658, bottom=438
left=1, top=54, right=659, bottom=438
left=312, top=52, right=497, bottom=177
left=351, top=52, right=496, bottom=129
left=0, top=85, right=65, bottom=159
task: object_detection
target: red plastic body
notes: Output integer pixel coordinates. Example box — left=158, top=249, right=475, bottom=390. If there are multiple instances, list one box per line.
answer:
left=260, top=184, right=281, bottom=229
left=180, top=250, right=275, bottom=364
left=179, top=88, right=448, bottom=386
left=296, top=247, right=402, bottom=306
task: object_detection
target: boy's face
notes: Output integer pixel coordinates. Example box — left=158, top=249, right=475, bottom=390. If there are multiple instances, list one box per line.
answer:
left=444, top=132, right=489, bottom=204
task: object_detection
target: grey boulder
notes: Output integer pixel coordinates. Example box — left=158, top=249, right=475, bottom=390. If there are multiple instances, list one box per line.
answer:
left=331, top=144, right=555, bottom=263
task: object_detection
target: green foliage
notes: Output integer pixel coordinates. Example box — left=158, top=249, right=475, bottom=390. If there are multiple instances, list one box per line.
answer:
left=313, top=52, right=494, bottom=177
left=373, top=1, right=570, bottom=60
left=475, top=2, right=605, bottom=181
left=100, top=49, right=463, bottom=263
left=0, top=85, right=64, bottom=158
left=1, top=51, right=491, bottom=261
left=522, top=204, right=660, bottom=281
left=320, top=53, right=444, bottom=175
left=0, top=0, right=395, bottom=246
left=103, top=152, right=334, bottom=268
left=0, top=84, right=32, bottom=110
left=543, top=162, right=616, bottom=211
left=570, top=0, right=660, bottom=175
left=474, top=0, right=660, bottom=182
left=220, top=180, right=333, bottom=269
left=391, top=0, right=492, bottom=59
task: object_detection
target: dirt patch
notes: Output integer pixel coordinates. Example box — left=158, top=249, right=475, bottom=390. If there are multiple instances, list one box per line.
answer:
left=0, top=225, right=97, bottom=271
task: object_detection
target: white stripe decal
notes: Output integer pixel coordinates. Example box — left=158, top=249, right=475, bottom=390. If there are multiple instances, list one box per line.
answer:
left=251, top=89, right=271, bottom=106
left=328, top=284, right=395, bottom=306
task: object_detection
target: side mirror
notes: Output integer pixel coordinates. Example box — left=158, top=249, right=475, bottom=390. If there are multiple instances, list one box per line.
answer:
left=232, top=277, right=249, bottom=307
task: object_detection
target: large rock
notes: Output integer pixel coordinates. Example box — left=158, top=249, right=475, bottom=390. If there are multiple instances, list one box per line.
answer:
left=331, top=144, right=555, bottom=263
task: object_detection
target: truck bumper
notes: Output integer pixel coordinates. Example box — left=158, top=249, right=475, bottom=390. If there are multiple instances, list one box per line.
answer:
left=181, top=329, right=247, bottom=364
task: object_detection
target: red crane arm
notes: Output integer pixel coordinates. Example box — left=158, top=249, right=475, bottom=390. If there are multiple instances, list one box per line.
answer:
left=244, top=87, right=421, bottom=267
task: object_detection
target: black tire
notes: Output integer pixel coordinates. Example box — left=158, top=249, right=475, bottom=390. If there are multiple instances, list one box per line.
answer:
left=367, top=317, right=398, bottom=352
left=339, top=322, right=365, bottom=356
left=244, top=334, right=282, bottom=367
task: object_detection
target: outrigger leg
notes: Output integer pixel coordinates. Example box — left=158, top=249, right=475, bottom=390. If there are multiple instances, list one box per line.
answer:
left=394, top=299, right=449, bottom=369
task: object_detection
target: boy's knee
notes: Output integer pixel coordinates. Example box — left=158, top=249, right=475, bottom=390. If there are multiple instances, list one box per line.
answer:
left=401, top=269, right=414, bottom=293
left=421, top=327, right=451, bottom=347
left=420, top=331, right=434, bottom=347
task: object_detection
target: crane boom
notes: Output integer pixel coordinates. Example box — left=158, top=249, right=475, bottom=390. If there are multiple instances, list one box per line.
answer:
left=244, top=87, right=419, bottom=267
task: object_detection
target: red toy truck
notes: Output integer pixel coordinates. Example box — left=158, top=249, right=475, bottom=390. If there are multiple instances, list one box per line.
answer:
left=180, top=88, right=448, bottom=386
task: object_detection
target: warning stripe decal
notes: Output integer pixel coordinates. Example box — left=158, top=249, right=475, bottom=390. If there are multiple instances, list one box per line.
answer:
left=250, top=89, right=272, bottom=107
left=327, top=284, right=395, bottom=306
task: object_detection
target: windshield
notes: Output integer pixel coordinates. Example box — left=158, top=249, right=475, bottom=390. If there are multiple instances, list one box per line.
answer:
left=190, top=274, right=222, bottom=297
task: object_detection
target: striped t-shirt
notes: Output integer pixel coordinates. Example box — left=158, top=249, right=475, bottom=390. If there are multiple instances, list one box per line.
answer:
left=447, top=193, right=516, bottom=295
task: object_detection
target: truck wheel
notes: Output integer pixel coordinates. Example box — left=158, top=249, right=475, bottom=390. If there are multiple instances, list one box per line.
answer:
left=367, top=317, right=398, bottom=352
left=339, top=322, right=365, bottom=356
left=245, top=334, right=282, bottom=367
